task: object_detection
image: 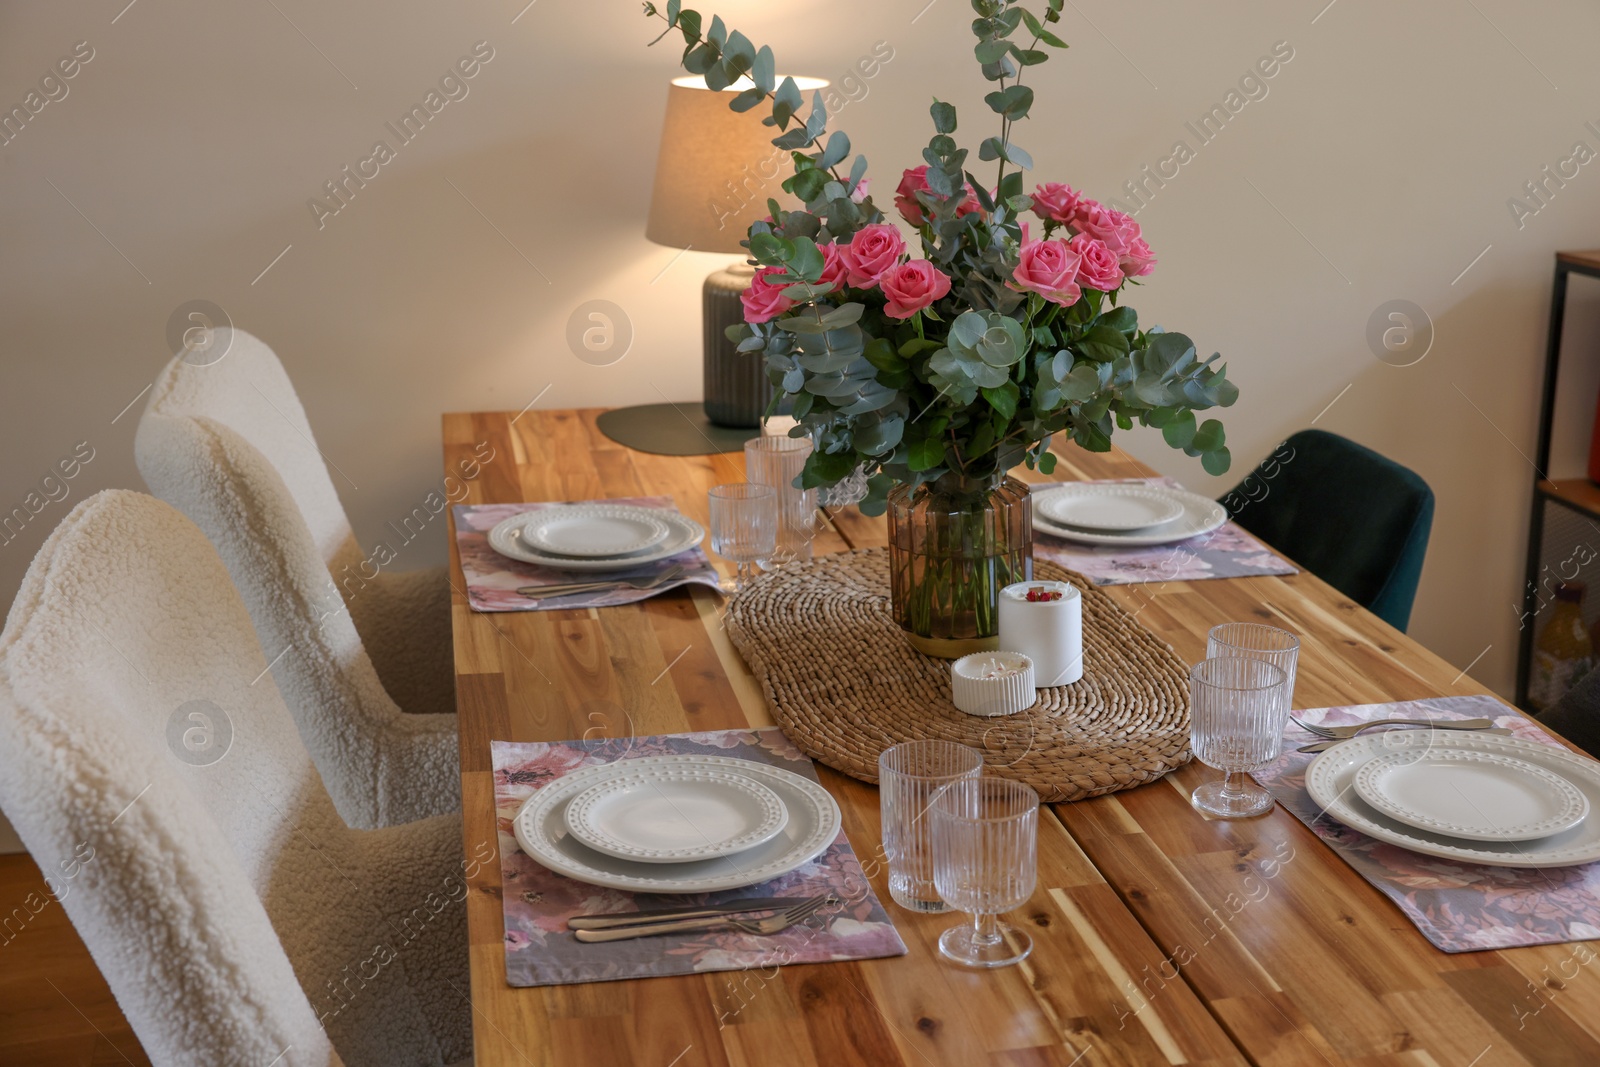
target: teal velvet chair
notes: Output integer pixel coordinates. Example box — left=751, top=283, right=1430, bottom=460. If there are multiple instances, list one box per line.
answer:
left=1220, top=429, right=1434, bottom=632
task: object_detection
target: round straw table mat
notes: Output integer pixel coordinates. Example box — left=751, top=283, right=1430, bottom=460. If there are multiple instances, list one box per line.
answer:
left=724, top=548, right=1191, bottom=802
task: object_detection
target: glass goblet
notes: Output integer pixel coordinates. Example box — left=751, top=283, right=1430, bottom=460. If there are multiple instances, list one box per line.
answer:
left=707, top=483, right=777, bottom=593
left=1207, top=622, right=1300, bottom=705
left=931, top=776, right=1039, bottom=968
left=1189, top=656, right=1291, bottom=818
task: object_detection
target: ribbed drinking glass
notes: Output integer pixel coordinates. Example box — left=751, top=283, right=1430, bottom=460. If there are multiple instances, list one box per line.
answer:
left=744, top=434, right=817, bottom=566
left=707, top=483, right=777, bottom=593
left=878, top=740, right=984, bottom=913
left=1207, top=622, right=1300, bottom=704
left=1188, top=656, right=1291, bottom=818
left=931, top=776, right=1039, bottom=968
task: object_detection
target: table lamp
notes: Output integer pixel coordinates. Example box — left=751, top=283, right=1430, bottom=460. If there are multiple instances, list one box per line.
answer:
left=644, top=74, right=827, bottom=429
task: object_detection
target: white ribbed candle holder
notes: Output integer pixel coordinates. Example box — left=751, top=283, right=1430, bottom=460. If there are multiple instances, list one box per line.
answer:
left=951, top=652, right=1036, bottom=717
left=998, top=580, right=1083, bottom=687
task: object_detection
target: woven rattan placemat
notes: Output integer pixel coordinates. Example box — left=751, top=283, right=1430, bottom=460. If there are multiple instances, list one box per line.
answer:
left=725, top=548, right=1192, bottom=802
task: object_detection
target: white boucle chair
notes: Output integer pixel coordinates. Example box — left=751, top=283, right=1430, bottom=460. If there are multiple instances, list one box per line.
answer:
left=0, top=491, right=472, bottom=1067
left=134, top=328, right=458, bottom=829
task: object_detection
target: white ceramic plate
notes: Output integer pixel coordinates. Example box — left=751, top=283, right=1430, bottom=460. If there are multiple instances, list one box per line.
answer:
left=523, top=506, right=670, bottom=558
left=1352, top=749, right=1589, bottom=842
left=1305, top=731, right=1600, bottom=868
left=1034, top=483, right=1185, bottom=532
left=1031, top=486, right=1227, bottom=547
left=488, top=507, right=705, bottom=572
left=513, top=754, right=842, bottom=893
left=562, top=765, right=790, bottom=864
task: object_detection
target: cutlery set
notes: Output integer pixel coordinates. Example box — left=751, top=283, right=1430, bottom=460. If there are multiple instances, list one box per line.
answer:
left=569, top=893, right=838, bottom=942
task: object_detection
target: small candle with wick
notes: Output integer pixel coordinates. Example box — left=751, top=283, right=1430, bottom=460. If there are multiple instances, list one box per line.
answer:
left=998, top=580, right=1083, bottom=687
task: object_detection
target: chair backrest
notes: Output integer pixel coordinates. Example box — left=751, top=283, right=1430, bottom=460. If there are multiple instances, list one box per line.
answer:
left=0, top=490, right=341, bottom=1065
left=134, top=332, right=443, bottom=829
left=1223, top=429, right=1434, bottom=631
left=0, top=491, right=466, bottom=1066
left=141, top=328, right=359, bottom=565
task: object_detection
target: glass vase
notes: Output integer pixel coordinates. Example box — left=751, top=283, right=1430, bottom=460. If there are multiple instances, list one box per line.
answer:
left=888, top=471, right=1033, bottom=658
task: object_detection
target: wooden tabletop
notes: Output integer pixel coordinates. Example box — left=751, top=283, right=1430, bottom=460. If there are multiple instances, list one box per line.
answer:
left=446, top=408, right=1600, bottom=1067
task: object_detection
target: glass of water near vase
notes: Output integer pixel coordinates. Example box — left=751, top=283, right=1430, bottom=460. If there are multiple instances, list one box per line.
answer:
left=744, top=434, right=817, bottom=567
left=888, top=470, right=1033, bottom=658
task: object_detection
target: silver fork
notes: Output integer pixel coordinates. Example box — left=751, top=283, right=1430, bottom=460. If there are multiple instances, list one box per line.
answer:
left=573, top=893, right=837, bottom=943
left=518, top=564, right=685, bottom=600
left=1289, top=714, right=1497, bottom=740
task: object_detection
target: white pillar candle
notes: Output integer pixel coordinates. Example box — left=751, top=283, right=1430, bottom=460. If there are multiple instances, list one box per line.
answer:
left=998, top=580, right=1084, bottom=687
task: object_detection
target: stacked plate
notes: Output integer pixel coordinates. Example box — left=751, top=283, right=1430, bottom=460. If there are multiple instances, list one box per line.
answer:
left=1031, top=483, right=1226, bottom=547
left=489, top=504, right=705, bottom=571
left=1306, top=730, right=1600, bottom=868
left=512, top=754, right=843, bottom=892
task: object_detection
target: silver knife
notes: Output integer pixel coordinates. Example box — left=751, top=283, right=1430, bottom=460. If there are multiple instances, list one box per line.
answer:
left=1297, top=727, right=1511, bottom=754
left=567, top=897, right=809, bottom=931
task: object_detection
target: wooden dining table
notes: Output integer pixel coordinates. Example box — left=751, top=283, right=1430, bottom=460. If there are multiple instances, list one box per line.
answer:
left=445, top=407, right=1600, bottom=1067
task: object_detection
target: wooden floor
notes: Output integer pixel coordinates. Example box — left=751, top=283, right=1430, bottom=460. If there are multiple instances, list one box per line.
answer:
left=0, top=852, right=150, bottom=1066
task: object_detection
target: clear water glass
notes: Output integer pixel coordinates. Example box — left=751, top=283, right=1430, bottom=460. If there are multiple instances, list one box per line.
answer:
left=1207, top=622, right=1300, bottom=705
left=931, top=776, right=1039, bottom=968
left=744, top=434, right=817, bottom=567
left=878, top=740, right=984, bottom=913
left=707, top=483, right=777, bottom=593
left=1189, top=656, right=1292, bottom=818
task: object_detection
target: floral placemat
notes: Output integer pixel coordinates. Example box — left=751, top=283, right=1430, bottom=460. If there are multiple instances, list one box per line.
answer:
left=453, top=497, right=722, bottom=612
left=491, top=728, right=906, bottom=987
left=1032, top=477, right=1297, bottom=586
left=1254, top=694, right=1600, bottom=953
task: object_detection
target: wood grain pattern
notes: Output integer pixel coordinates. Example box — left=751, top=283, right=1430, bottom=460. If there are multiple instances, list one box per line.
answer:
left=448, top=409, right=1599, bottom=1067
left=0, top=853, right=152, bottom=1067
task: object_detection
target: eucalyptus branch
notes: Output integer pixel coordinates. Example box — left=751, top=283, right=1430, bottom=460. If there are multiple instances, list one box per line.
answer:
left=644, top=5, right=848, bottom=188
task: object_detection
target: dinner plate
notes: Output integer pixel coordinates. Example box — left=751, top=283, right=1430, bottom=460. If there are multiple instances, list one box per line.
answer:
left=1352, top=748, right=1589, bottom=842
left=513, top=754, right=842, bottom=893
left=523, top=506, right=670, bottom=558
left=1305, top=731, right=1600, bottom=867
left=562, top=765, right=790, bottom=864
left=488, top=506, right=705, bottom=571
left=1030, top=486, right=1227, bottom=547
left=1034, top=483, right=1186, bottom=532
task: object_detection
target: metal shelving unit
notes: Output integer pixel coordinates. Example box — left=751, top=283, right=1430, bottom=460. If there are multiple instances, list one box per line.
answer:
left=1516, top=250, right=1600, bottom=708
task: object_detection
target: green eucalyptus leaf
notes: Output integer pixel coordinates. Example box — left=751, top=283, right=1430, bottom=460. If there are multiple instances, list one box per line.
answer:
left=771, top=76, right=801, bottom=129
left=752, top=44, right=775, bottom=92
left=818, top=131, right=850, bottom=169
left=975, top=38, right=1012, bottom=64
left=931, top=99, right=958, bottom=134
left=729, top=86, right=765, bottom=112
left=1201, top=446, right=1232, bottom=476
left=984, top=84, right=1033, bottom=119
left=1161, top=410, right=1197, bottom=449
left=1191, top=418, right=1226, bottom=452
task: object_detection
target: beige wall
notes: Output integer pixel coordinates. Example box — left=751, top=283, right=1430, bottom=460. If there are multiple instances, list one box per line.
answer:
left=2, top=1, right=1598, bottom=847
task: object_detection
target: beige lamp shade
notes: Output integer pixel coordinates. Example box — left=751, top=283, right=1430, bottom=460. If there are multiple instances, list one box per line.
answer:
left=646, top=75, right=828, bottom=254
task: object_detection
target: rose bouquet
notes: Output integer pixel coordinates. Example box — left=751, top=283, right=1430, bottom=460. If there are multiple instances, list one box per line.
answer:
left=643, top=0, right=1238, bottom=653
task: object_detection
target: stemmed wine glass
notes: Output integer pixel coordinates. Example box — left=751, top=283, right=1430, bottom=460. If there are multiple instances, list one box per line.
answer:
left=931, top=776, right=1039, bottom=968
left=1188, top=656, right=1292, bottom=818
left=707, top=483, right=777, bottom=593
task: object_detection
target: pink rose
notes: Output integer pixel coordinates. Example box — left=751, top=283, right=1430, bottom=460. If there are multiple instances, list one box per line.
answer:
left=1031, top=182, right=1086, bottom=226
left=1072, top=200, right=1126, bottom=244
left=1119, top=235, right=1156, bottom=278
left=1008, top=225, right=1082, bottom=306
left=879, top=260, right=951, bottom=319
left=740, top=266, right=796, bottom=324
left=849, top=176, right=870, bottom=204
left=894, top=165, right=980, bottom=225
left=838, top=223, right=906, bottom=288
left=1068, top=233, right=1124, bottom=291
left=817, top=241, right=849, bottom=291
